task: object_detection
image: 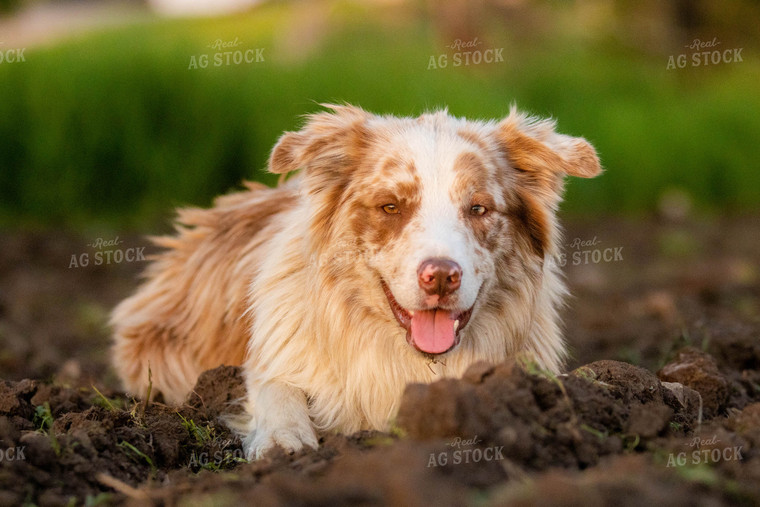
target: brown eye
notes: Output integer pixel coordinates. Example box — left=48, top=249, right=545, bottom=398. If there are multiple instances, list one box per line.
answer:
left=470, top=204, right=487, bottom=216
left=382, top=204, right=400, bottom=214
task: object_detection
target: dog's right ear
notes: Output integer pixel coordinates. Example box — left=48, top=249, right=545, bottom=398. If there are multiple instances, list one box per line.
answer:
left=496, top=107, right=601, bottom=207
left=269, top=104, right=371, bottom=176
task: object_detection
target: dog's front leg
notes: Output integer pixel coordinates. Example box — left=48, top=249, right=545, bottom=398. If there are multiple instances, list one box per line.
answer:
left=242, top=380, right=318, bottom=460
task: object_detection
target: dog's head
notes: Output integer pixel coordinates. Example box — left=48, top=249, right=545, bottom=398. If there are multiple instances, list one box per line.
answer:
left=269, top=104, right=601, bottom=357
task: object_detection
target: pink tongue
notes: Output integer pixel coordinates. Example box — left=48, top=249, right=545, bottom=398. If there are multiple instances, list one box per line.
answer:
left=410, top=309, right=456, bottom=354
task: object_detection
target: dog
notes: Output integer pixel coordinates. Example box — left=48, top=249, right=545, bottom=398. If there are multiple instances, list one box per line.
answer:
left=110, top=104, right=601, bottom=459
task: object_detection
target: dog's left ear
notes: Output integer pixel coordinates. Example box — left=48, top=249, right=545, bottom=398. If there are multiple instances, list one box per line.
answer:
left=497, top=108, right=601, bottom=200
left=269, top=104, right=371, bottom=176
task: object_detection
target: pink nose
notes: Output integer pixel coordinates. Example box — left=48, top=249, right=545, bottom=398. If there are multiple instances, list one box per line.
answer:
left=417, top=258, right=462, bottom=297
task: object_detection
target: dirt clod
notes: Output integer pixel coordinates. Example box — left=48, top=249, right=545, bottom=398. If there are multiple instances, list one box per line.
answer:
left=185, top=365, right=246, bottom=419
left=658, top=347, right=730, bottom=419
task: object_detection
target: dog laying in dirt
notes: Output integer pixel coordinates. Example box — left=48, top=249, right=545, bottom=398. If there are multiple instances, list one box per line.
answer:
left=110, top=104, right=601, bottom=459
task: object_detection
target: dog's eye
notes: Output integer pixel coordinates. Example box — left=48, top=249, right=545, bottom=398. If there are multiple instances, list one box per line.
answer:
left=470, top=205, right=487, bottom=216
left=382, top=204, right=400, bottom=214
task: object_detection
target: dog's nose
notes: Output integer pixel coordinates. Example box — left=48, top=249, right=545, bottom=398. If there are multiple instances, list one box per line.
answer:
left=418, top=258, right=462, bottom=297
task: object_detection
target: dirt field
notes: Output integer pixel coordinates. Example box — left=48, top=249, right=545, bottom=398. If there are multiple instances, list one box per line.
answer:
left=0, top=215, right=759, bottom=506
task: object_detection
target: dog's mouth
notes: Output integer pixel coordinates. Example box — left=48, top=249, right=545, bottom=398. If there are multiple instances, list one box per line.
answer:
left=382, top=281, right=474, bottom=356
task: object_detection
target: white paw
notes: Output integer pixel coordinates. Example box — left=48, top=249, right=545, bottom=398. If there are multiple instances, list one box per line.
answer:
left=243, top=425, right=319, bottom=460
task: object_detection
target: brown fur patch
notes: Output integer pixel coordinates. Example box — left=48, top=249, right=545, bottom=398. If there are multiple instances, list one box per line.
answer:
left=565, top=140, right=601, bottom=178
left=347, top=163, right=421, bottom=249
left=270, top=132, right=302, bottom=175
left=269, top=105, right=372, bottom=176
left=457, top=128, right=492, bottom=154
left=508, top=189, right=550, bottom=258
left=497, top=117, right=601, bottom=202
left=450, top=151, right=510, bottom=252
left=471, top=210, right=508, bottom=253
left=500, top=123, right=564, bottom=191
left=451, top=151, right=491, bottom=199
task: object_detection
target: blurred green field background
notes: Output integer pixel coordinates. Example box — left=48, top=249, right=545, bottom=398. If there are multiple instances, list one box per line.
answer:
left=1, top=0, right=759, bottom=229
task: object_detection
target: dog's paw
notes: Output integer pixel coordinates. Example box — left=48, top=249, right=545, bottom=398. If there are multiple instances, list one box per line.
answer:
left=243, top=426, right=319, bottom=460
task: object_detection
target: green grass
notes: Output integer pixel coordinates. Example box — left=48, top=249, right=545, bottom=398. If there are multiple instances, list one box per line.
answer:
left=33, top=402, right=61, bottom=456
left=177, top=412, right=215, bottom=445
left=1, top=1, right=759, bottom=228
left=118, top=440, right=155, bottom=470
left=33, top=402, right=54, bottom=432
left=91, top=385, right=126, bottom=412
